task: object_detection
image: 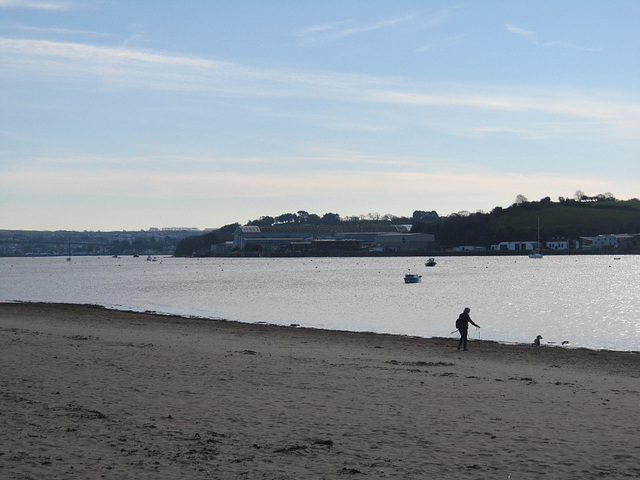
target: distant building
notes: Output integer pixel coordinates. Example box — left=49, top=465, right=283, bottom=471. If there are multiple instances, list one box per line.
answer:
left=617, top=234, right=640, bottom=250
left=580, top=233, right=640, bottom=250
left=491, top=241, right=539, bottom=252
left=232, top=225, right=307, bottom=251
left=372, top=233, right=435, bottom=253
left=546, top=240, right=569, bottom=250
left=230, top=225, right=435, bottom=254
left=453, top=246, right=487, bottom=252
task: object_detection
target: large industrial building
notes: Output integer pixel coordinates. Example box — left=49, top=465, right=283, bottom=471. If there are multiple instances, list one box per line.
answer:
left=227, top=224, right=435, bottom=255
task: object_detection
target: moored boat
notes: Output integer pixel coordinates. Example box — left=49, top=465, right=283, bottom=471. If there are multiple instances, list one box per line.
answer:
left=404, top=273, right=422, bottom=283
left=425, top=257, right=436, bottom=267
left=529, top=217, right=543, bottom=259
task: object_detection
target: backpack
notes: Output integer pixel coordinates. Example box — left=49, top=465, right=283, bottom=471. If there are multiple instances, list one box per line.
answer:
left=455, top=316, right=462, bottom=329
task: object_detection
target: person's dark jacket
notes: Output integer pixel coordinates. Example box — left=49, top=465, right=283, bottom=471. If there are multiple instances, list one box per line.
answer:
left=456, top=312, right=479, bottom=330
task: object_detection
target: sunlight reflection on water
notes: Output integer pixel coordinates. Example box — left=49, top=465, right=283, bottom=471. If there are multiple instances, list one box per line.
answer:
left=1, top=255, right=638, bottom=351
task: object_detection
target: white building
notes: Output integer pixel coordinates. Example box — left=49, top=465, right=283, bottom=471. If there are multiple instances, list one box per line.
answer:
left=491, top=241, right=538, bottom=252
left=580, top=233, right=638, bottom=250
left=546, top=240, right=569, bottom=250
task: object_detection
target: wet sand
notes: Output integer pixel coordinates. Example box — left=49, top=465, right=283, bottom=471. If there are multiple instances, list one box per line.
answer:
left=1, top=302, right=639, bottom=479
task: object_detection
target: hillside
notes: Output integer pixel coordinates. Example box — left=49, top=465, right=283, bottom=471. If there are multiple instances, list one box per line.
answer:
left=175, top=198, right=640, bottom=256
left=495, top=200, right=640, bottom=232
left=413, top=198, right=640, bottom=248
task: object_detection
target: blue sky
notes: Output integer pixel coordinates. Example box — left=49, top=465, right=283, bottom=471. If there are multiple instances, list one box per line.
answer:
left=1, top=0, right=639, bottom=230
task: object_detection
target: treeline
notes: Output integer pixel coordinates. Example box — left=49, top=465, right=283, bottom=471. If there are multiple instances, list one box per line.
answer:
left=173, top=210, right=438, bottom=256
left=243, top=210, right=420, bottom=227
left=174, top=223, right=239, bottom=256
left=412, top=195, right=640, bottom=248
left=174, top=193, right=640, bottom=256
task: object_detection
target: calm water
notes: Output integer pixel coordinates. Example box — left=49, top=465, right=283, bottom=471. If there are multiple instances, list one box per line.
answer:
left=1, top=255, right=639, bottom=351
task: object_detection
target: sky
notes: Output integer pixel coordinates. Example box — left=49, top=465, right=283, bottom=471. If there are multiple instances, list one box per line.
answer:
left=1, top=0, right=639, bottom=231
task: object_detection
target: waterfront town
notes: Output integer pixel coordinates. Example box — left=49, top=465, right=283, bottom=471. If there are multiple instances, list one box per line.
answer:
left=2, top=225, right=639, bottom=257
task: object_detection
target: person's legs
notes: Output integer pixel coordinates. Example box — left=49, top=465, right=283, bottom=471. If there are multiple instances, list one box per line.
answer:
left=458, top=328, right=467, bottom=350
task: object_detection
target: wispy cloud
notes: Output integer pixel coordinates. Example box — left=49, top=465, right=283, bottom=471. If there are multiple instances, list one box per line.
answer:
left=0, top=37, right=234, bottom=88
left=0, top=0, right=76, bottom=11
left=0, top=37, right=214, bottom=67
left=469, top=122, right=606, bottom=141
left=505, top=23, right=602, bottom=52
left=505, top=24, right=538, bottom=42
left=1, top=24, right=114, bottom=38
left=297, top=20, right=352, bottom=36
left=331, top=14, right=416, bottom=39
left=1, top=37, right=635, bottom=138
left=297, top=14, right=416, bottom=45
left=471, top=125, right=545, bottom=140
left=0, top=37, right=399, bottom=93
left=361, top=87, right=640, bottom=133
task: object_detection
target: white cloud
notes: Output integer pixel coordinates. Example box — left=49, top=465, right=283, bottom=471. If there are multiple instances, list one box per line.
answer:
left=329, top=14, right=416, bottom=39
left=0, top=37, right=400, bottom=96
left=298, top=14, right=416, bottom=45
left=505, top=24, right=538, bottom=42
left=0, top=0, right=75, bottom=11
left=0, top=38, right=216, bottom=68
left=505, top=23, right=601, bottom=52
left=1, top=38, right=636, bottom=139
left=297, top=20, right=352, bottom=36
left=362, top=88, right=640, bottom=139
left=298, top=7, right=453, bottom=47
left=1, top=24, right=113, bottom=38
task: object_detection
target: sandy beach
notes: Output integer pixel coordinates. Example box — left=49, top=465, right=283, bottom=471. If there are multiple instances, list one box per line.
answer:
left=1, top=302, right=639, bottom=479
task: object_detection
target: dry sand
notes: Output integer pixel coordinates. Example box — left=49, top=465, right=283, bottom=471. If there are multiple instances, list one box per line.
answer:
left=1, top=302, right=639, bottom=479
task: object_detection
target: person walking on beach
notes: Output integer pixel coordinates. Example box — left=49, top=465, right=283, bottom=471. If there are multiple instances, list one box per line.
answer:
left=456, top=307, right=480, bottom=351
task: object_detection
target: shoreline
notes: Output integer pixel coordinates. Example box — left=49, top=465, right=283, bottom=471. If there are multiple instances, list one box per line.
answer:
left=2, top=301, right=639, bottom=479
left=3, top=300, right=639, bottom=355
left=2, top=250, right=639, bottom=259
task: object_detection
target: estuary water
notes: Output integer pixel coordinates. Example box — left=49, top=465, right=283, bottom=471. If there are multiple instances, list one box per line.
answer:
left=1, top=255, right=639, bottom=351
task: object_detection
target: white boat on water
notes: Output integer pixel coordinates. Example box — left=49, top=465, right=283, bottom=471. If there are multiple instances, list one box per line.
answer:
left=404, top=273, right=422, bottom=283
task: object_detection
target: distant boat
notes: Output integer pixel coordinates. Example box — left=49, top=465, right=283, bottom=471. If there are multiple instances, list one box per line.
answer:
left=529, top=217, right=543, bottom=259
left=404, top=273, right=422, bottom=283
left=425, top=257, right=436, bottom=267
